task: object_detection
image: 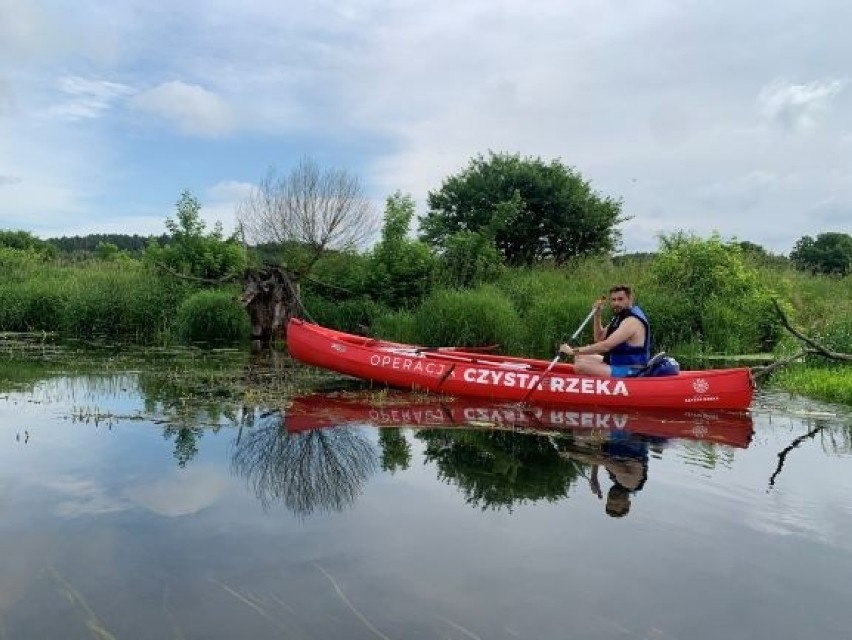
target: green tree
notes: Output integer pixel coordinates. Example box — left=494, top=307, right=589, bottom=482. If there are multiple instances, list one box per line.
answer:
left=95, top=241, right=120, bottom=261
left=146, top=190, right=247, bottom=280
left=421, top=152, right=625, bottom=266
left=367, top=191, right=436, bottom=307
left=0, top=230, right=57, bottom=259
left=790, top=232, right=852, bottom=276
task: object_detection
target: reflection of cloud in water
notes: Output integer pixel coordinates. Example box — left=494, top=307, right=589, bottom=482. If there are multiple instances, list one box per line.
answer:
left=746, top=489, right=852, bottom=553
left=124, top=467, right=230, bottom=517
left=231, top=417, right=378, bottom=516
left=40, top=475, right=130, bottom=518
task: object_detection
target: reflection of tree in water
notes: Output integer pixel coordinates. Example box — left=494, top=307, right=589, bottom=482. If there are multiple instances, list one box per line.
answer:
left=162, top=426, right=203, bottom=468
left=232, top=416, right=379, bottom=515
left=417, top=429, right=582, bottom=510
left=379, top=429, right=411, bottom=473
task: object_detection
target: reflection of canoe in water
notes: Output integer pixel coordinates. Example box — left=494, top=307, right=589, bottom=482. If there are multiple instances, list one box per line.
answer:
left=284, top=393, right=754, bottom=449
left=286, top=319, right=754, bottom=410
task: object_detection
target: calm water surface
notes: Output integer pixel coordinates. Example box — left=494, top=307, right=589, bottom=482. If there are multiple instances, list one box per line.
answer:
left=1, top=348, right=851, bottom=639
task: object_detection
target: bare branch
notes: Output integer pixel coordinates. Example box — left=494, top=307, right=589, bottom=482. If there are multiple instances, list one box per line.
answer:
left=751, top=348, right=813, bottom=379
left=771, top=298, right=852, bottom=361
left=237, top=158, right=379, bottom=274
left=768, top=422, right=828, bottom=489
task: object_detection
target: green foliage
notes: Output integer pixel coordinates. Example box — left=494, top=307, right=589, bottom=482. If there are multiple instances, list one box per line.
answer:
left=814, top=316, right=852, bottom=358
left=413, top=286, right=522, bottom=349
left=367, top=192, right=437, bottom=307
left=371, top=310, right=419, bottom=343
left=302, top=293, right=390, bottom=334
left=651, top=233, right=781, bottom=353
left=175, top=290, right=250, bottom=344
left=790, top=232, right=852, bottom=276
left=96, top=241, right=121, bottom=261
left=737, top=241, right=790, bottom=269
left=379, top=429, right=411, bottom=473
left=437, top=230, right=504, bottom=288
left=421, top=151, right=625, bottom=266
left=0, top=230, right=55, bottom=257
left=520, top=294, right=603, bottom=358
left=773, top=367, right=852, bottom=404
left=417, top=430, right=581, bottom=510
left=0, top=229, right=51, bottom=252
left=308, top=250, right=371, bottom=300
left=0, top=258, right=191, bottom=339
left=145, top=190, right=247, bottom=280
left=48, top=233, right=170, bottom=256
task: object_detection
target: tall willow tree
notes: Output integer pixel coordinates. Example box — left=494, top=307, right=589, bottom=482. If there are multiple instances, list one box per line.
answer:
left=237, top=158, right=379, bottom=274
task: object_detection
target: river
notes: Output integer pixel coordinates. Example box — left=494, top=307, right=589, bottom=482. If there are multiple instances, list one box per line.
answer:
left=1, top=342, right=850, bottom=639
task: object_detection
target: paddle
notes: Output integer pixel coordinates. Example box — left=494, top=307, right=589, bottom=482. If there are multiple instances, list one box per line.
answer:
left=521, top=297, right=604, bottom=402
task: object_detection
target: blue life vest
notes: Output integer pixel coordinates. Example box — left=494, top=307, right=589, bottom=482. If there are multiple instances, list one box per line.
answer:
left=604, top=305, right=650, bottom=367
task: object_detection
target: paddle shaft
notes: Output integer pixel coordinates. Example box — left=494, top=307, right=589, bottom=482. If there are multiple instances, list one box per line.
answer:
left=521, top=299, right=603, bottom=402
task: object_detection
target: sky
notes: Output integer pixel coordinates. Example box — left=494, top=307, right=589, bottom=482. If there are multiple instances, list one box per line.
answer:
left=1, top=0, right=850, bottom=254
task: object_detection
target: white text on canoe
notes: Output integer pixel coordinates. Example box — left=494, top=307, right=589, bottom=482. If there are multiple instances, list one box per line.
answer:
left=369, top=354, right=448, bottom=376
left=461, top=368, right=629, bottom=396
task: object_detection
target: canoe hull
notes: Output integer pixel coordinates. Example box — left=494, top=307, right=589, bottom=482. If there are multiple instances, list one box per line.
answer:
left=285, top=393, right=754, bottom=449
left=286, top=319, right=754, bottom=410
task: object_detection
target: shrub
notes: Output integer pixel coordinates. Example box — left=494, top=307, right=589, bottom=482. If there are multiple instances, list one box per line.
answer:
left=301, top=295, right=389, bottom=334
left=175, top=290, right=249, bottom=344
left=413, top=286, right=522, bottom=350
left=651, top=233, right=781, bottom=353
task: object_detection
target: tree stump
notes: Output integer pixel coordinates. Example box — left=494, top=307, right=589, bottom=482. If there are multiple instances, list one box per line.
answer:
left=239, top=267, right=304, bottom=345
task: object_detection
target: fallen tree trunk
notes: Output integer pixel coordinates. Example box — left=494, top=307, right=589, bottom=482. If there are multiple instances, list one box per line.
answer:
left=751, top=299, right=851, bottom=379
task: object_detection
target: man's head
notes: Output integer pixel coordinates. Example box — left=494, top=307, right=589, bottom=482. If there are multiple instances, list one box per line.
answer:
left=608, top=285, right=634, bottom=314
left=605, top=484, right=631, bottom=517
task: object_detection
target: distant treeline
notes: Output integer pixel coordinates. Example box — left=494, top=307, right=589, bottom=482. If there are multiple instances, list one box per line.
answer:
left=47, top=233, right=173, bottom=254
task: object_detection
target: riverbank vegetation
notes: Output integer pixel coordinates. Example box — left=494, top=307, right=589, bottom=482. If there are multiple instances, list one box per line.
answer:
left=1, top=152, right=850, bottom=403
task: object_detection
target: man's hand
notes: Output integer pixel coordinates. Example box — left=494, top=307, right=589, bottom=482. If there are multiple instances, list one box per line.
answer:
left=559, top=343, right=574, bottom=356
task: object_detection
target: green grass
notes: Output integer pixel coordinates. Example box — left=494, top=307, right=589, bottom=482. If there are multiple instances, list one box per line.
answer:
left=0, top=254, right=197, bottom=341
left=771, top=366, right=852, bottom=405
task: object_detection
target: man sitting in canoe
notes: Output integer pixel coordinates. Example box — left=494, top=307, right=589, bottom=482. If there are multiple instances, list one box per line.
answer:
left=559, top=285, right=650, bottom=377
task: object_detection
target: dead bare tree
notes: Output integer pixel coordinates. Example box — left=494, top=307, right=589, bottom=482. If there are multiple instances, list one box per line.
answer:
left=236, top=158, right=379, bottom=274
left=751, top=299, right=852, bottom=379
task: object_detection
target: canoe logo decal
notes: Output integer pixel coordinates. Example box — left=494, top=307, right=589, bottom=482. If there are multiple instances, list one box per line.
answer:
left=692, top=378, right=710, bottom=394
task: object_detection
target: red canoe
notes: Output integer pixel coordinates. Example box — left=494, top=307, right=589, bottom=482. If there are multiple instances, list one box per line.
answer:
left=286, top=319, right=755, bottom=410
left=284, top=393, right=754, bottom=449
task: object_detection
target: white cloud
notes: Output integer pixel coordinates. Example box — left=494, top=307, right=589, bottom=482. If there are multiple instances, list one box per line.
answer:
left=3, top=0, right=852, bottom=252
left=202, top=180, right=255, bottom=234
left=124, top=466, right=230, bottom=517
left=131, top=81, right=235, bottom=136
left=45, top=75, right=135, bottom=121
left=758, top=79, right=845, bottom=132
left=40, top=476, right=130, bottom=518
